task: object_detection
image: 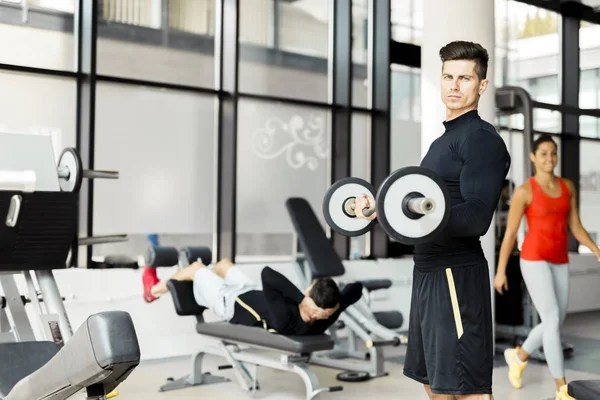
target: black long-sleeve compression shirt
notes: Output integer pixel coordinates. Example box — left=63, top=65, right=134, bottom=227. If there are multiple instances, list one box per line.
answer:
left=229, top=267, right=363, bottom=335
left=414, top=109, right=511, bottom=269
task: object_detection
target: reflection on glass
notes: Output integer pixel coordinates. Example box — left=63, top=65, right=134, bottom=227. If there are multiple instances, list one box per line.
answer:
left=236, top=99, right=330, bottom=257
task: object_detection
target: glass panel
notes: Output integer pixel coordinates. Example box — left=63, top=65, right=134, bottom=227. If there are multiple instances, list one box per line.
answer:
left=239, top=0, right=329, bottom=102
left=580, top=116, right=599, bottom=139
left=352, top=0, right=368, bottom=108
left=0, top=0, right=76, bottom=71
left=93, top=82, right=215, bottom=259
left=533, top=108, right=561, bottom=134
left=579, top=69, right=598, bottom=109
left=391, top=0, right=422, bottom=45
left=97, top=0, right=215, bottom=88
left=391, top=65, right=420, bottom=123
left=494, top=0, right=561, bottom=103
left=391, top=65, right=421, bottom=171
left=579, top=139, right=600, bottom=251
left=0, top=70, right=76, bottom=158
left=236, top=99, right=330, bottom=258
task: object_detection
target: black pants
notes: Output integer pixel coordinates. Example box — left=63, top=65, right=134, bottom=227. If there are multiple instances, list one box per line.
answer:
left=403, top=262, right=494, bottom=395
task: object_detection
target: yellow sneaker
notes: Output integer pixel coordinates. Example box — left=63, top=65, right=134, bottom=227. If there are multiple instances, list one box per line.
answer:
left=504, top=347, right=527, bottom=389
left=555, top=384, right=575, bottom=400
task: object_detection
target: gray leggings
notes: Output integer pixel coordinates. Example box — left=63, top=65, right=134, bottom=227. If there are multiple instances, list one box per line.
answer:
left=520, top=259, right=569, bottom=379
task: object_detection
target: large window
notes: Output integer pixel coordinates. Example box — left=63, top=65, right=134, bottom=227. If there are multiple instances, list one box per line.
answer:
left=352, top=0, right=368, bottom=108
left=579, top=139, right=600, bottom=249
left=238, top=0, right=330, bottom=102
left=495, top=0, right=561, bottom=104
left=579, top=20, right=600, bottom=138
left=97, top=0, right=216, bottom=88
left=0, top=0, right=77, bottom=71
left=236, top=99, right=330, bottom=258
left=93, top=82, right=215, bottom=258
left=390, top=0, right=422, bottom=45
left=0, top=70, right=76, bottom=155
left=390, top=65, right=421, bottom=170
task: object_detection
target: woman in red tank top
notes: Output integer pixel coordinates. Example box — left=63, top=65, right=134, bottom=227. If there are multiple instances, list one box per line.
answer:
left=494, top=135, right=600, bottom=399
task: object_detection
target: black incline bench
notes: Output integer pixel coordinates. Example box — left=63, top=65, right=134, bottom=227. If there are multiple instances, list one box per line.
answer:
left=146, top=245, right=343, bottom=399
left=568, top=380, right=600, bottom=400
left=1, top=311, right=140, bottom=400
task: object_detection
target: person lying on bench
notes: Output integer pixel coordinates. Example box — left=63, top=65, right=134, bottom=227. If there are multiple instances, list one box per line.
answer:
left=142, top=259, right=363, bottom=335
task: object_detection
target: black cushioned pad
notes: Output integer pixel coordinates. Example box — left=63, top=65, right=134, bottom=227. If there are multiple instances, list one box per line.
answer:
left=373, top=311, right=404, bottom=329
left=4, top=311, right=140, bottom=400
left=360, top=279, right=392, bottom=291
left=0, top=342, right=58, bottom=397
left=196, top=322, right=334, bottom=354
left=286, top=198, right=345, bottom=278
left=568, top=380, right=600, bottom=399
left=168, top=280, right=207, bottom=316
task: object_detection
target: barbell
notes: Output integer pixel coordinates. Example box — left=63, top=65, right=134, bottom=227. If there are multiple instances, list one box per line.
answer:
left=323, top=166, right=451, bottom=245
left=57, top=147, right=119, bottom=192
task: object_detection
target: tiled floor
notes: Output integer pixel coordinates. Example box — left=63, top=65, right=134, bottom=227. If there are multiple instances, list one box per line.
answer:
left=113, top=312, right=600, bottom=400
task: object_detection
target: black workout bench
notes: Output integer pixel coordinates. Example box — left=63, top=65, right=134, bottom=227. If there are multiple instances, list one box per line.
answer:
left=146, top=245, right=343, bottom=399
left=568, top=380, right=600, bottom=400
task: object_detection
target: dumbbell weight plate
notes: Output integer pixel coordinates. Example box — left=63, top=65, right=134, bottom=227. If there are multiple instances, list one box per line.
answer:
left=376, top=167, right=451, bottom=245
left=58, top=147, right=83, bottom=192
left=323, top=177, right=377, bottom=237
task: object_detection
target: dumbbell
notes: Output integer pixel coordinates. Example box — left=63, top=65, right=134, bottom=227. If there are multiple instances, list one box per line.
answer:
left=323, top=166, right=451, bottom=245
left=57, top=147, right=119, bottom=192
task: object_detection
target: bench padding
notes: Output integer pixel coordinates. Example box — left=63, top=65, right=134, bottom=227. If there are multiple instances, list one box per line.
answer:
left=5, top=311, right=140, bottom=400
left=568, top=380, right=600, bottom=399
left=286, top=198, right=346, bottom=278
left=196, top=322, right=334, bottom=354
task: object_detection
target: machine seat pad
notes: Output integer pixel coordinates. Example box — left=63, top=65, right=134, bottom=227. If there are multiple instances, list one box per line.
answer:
left=0, top=342, right=58, bottom=398
left=373, top=311, right=404, bottom=329
left=285, top=198, right=345, bottom=278
left=196, top=322, right=334, bottom=354
left=5, top=311, right=141, bottom=400
left=568, top=380, right=600, bottom=399
left=359, top=279, right=392, bottom=292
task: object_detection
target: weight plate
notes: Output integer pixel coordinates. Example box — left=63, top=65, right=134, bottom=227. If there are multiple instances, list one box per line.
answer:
left=58, top=147, right=83, bottom=192
left=376, top=167, right=450, bottom=245
left=323, top=177, right=377, bottom=237
left=336, top=370, right=371, bottom=382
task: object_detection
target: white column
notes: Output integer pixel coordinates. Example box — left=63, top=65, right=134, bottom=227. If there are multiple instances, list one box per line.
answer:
left=421, top=0, right=497, bottom=335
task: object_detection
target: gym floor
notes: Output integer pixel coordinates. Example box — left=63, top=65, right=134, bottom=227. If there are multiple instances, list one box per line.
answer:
left=116, top=311, right=600, bottom=400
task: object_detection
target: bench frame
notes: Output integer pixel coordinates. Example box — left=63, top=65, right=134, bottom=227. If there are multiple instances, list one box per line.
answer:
left=160, top=339, right=339, bottom=400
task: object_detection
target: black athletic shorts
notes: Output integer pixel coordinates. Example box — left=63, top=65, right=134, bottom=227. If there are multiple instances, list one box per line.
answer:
left=402, top=262, right=494, bottom=395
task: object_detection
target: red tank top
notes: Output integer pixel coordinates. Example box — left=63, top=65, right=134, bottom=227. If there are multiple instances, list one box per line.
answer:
left=520, top=177, right=571, bottom=264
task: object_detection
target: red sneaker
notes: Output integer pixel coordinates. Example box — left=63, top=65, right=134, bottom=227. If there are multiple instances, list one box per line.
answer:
left=142, top=267, right=160, bottom=303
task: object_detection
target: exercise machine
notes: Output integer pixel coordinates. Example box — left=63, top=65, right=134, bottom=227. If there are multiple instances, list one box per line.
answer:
left=567, top=380, right=600, bottom=399
left=0, top=131, right=141, bottom=399
left=146, top=245, right=343, bottom=399
left=494, top=86, right=574, bottom=362
left=286, top=197, right=406, bottom=381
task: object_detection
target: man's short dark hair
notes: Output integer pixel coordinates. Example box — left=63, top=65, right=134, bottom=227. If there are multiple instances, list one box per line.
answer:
left=309, top=278, right=341, bottom=309
left=439, top=41, right=489, bottom=81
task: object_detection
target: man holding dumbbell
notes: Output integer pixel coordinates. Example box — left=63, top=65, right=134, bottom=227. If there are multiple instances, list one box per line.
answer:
left=356, top=41, right=510, bottom=399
